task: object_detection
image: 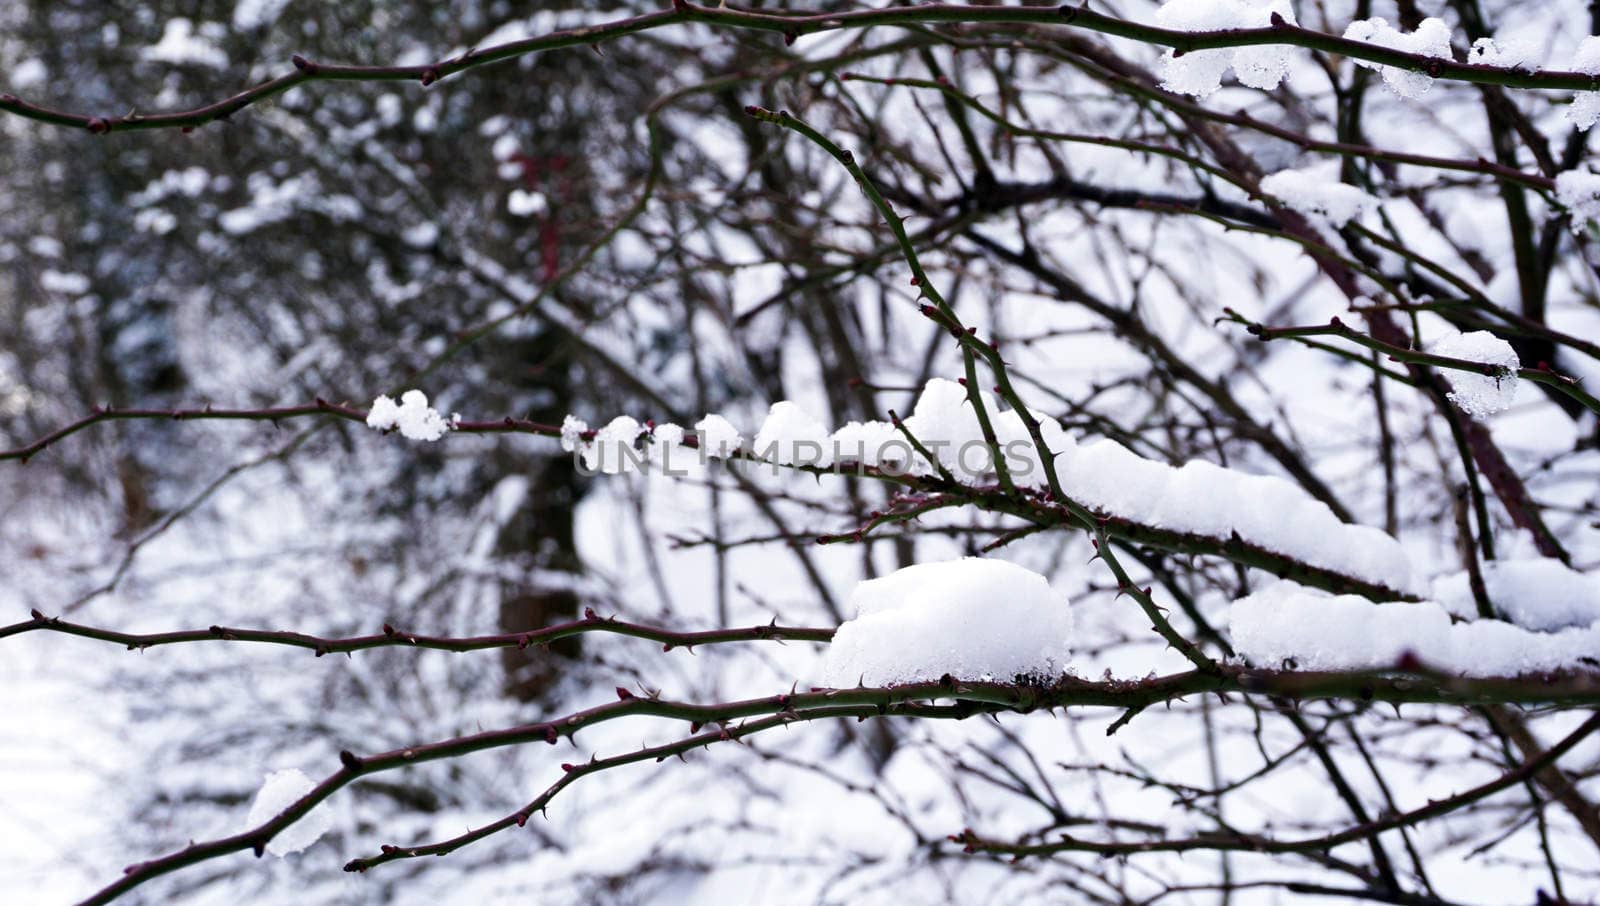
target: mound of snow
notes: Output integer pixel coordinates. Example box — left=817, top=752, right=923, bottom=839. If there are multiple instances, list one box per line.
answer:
left=1229, top=581, right=1600, bottom=675
left=821, top=558, right=1073, bottom=686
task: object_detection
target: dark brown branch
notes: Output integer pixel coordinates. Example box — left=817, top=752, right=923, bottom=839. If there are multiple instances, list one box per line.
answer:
left=6, top=3, right=1600, bottom=134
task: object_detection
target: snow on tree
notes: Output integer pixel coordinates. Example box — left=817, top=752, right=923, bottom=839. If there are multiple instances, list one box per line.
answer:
left=1, top=2, right=1600, bottom=905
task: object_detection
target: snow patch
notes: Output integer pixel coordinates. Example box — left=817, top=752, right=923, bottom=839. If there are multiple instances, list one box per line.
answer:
left=1433, top=560, right=1600, bottom=631
left=1155, top=0, right=1297, bottom=97
left=143, top=18, right=228, bottom=69
left=1260, top=163, right=1378, bottom=227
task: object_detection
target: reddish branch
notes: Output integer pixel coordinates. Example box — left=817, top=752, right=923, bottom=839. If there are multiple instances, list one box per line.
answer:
left=5, top=3, right=1600, bottom=134
left=1, top=610, right=834, bottom=655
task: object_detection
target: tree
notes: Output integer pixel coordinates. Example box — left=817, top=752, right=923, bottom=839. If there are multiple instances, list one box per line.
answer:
left=4, top=1, right=1600, bottom=904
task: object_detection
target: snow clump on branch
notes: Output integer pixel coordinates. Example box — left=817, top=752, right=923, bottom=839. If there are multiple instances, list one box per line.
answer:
left=821, top=558, right=1073, bottom=686
left=244, top=768, right=332, bottom=857
left=1555, top=169, right=1600, bottom=226
left=1259, top=162, right=1379, bottom=227
left=1155, top=0, right=1298, bottom=97
left=1565, top=37, right=1600, bottom=130
left=1229, top=580, right=1600, bottom=676
left=1429, top=330, right=1520, bottom=419
left=366, top=390, right=453, bottom=441
left=1341, top=17, right=1453, bottom=99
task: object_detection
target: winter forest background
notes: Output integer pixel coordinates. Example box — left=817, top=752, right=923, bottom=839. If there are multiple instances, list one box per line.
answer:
left=5, top=0, right=1600, bottom=904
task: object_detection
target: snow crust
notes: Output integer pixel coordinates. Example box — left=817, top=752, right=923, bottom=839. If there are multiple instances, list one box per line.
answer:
left=1229, top=582, right=1600, bottom=675
left=244, top=768, right=332, bottom=857
left=366, top=390, right=452, bottom=441
left=1428, top=330, right=1519, bottom=419
left=1342, top=17, right=1453, bottom=99
left=1433, top=559, right=1600, bottom=631
left=1260, top=163, right=1378, bottom=226
left=1154, top=0, right=1297, bottom=97
left=820, top=558, right=1072, bottom=686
